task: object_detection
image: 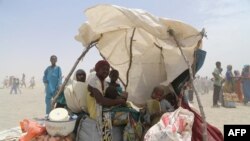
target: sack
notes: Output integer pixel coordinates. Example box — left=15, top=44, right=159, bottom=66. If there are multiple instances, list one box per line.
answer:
left=64, top=81, right=89, bottom=113
left=19, top=119, right=46, bottom=141
left=144, top=107, right=194, bottom=141
left=111, top=106, right=140, bottom=126
left=223, top=93, right=239, bottom=102
left=112, top=111, right=129, bottom=126
left=224, top=101, right=236, bottom=108
left=123, top=114, right=143, bottom=141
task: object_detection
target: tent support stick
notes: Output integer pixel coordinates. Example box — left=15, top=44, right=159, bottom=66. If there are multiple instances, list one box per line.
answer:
left=51, top=41, right=98, bottom=109
left=168, top=29, right=207, bottom=141
left=125, top=28, right=136, bottom=90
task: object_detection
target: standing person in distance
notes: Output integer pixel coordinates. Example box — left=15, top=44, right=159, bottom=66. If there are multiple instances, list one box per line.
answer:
left=21, top=73, right=26, bottom=88
left=212, top=61, right=223, bottom=107
left=43, top=55, right=62, bottom=114
left=241, top=65, right=250, bottom=105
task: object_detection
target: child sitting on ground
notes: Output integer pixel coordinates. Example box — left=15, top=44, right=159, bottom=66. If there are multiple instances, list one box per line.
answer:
left=142, top=85, right=175, bottom=128
left=151, top=85, right=175, bottom=113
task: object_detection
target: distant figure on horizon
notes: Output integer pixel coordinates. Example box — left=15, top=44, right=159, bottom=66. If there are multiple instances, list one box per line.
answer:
left=10, top=77, right=21, bottom=94
left=223, top=65, right=234, bottom=93
left=8, top=76, right=14, bottom=88
left=10, top=77, right=17, bottom=94
left=29, top=76, right=35, bottom=89
left=212, top=61, right=224, bottom=108
left=234, top=70, right=244, bottom=102
left=43, top=55, right=62, bottom=114
left=2, top=76, right=9, bottom=88
left=204, top=76, right=210, bottom=94
left=16, top=78, right=22, bottom=94
left=185, top=81, right=194, bottom=103
left=20, top=73, right=26, bottom=88
left=241, top=65, right=250, bottom=105
left=223, top=65, right=236, bottom=108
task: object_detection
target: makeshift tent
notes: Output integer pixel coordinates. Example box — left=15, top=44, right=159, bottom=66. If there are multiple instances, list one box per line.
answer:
left=75, top=4, right=204, bottom=105
left=50, top=4, right=224, bottom=141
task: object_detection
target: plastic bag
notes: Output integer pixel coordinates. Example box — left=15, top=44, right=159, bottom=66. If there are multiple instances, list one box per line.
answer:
left=19, top=119, right=46, bottom=141
left=144, top=107, right=194, bottom=141
left=123, top=114, right=143, bottom=141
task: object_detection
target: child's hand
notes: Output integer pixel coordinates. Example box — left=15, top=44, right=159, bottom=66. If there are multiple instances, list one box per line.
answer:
left=121, top=92, right=128, bottom=99
left=117, top=98, right=127, bottom=106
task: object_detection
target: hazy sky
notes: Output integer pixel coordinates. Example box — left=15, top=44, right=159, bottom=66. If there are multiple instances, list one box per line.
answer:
left=1, top=0, right=250, bottom=83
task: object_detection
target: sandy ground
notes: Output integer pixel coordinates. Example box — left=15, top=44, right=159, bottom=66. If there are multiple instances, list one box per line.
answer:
left=0, top=83, right=45, bottom=132
left=1, top=85, right=250, bottom=134
left=191, top=92, right=250, bottom=132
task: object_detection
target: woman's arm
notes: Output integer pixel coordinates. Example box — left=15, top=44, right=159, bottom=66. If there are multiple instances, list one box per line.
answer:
left=88, top=85, right=126, bottom=106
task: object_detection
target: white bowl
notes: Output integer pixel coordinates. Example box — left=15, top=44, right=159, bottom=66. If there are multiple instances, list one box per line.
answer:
left=49, top=108, right=70, bottom=121
left=45, top=118, right=76, bottom=136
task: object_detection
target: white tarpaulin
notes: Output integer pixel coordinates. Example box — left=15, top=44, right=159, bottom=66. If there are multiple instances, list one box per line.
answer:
left=75, top=4, right=203, bottom=105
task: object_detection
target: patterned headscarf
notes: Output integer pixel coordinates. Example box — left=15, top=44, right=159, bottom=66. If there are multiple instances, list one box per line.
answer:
left=95, top=60, right=110, bottom=72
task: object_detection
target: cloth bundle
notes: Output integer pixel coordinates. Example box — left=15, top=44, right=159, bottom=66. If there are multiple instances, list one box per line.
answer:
left=144, top=107, right=194, bottom=141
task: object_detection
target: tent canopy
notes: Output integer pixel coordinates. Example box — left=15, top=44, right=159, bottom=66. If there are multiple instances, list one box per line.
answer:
left=75, top=4, right=204, bottom=105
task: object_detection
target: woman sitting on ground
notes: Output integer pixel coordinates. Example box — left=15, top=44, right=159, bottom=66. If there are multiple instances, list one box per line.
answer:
left=76, top=60, right=127, bottom=141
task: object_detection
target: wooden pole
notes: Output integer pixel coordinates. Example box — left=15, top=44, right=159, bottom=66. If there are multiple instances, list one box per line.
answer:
left=168, top=29, right=207, bottom=141
left=51, top=40, right=98, bottom=109
left=125, top=28, right=136, bottom=91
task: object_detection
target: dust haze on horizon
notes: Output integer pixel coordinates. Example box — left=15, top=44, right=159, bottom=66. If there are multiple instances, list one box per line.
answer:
left=1, top=0, right=250, bottom=85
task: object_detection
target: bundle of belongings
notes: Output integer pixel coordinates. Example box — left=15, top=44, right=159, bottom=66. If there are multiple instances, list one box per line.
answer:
left=223, top=93, right=238, bottom=108
left=144, top=107, right=194, bottom=141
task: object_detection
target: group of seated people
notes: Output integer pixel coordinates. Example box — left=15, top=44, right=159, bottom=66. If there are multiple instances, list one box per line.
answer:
left=57, top=60, right=182, bottom=141
left=59, top=60, right=223, bottom=141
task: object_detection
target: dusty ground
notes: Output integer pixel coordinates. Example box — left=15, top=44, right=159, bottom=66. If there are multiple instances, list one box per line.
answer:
left=191, top=92, right=250, bottom=133
left=0, top=83, right=45, bottom=131
left=0, top=85, right=250, bottom=135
